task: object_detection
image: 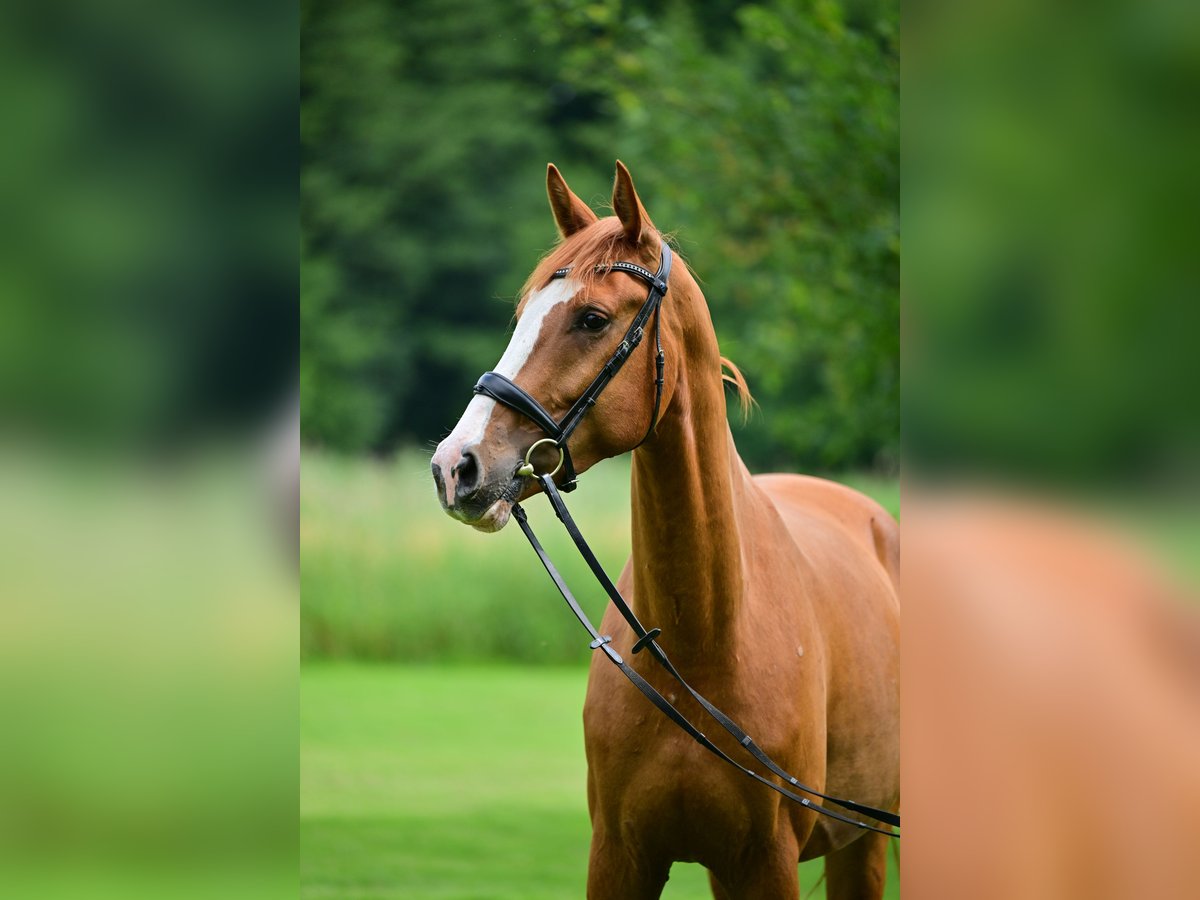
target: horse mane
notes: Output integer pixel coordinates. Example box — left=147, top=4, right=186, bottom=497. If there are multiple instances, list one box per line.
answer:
left=520, top=217, right=755, bottom=422
left=721, top=356, right=756, bottom=422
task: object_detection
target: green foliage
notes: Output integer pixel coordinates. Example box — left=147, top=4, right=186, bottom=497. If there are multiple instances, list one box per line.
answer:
left=302, top=0, right=897, bottom=472
left=301, top=664, right=902, bottom=897
left=302, top=0, right=574, bottom=450
left=301, top=449, right=899, bottom=663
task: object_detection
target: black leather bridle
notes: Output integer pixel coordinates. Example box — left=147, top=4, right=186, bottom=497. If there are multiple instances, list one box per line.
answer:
left=468, top=238, right=899, bottom=838
left=473, top=241, right=672, bottom=492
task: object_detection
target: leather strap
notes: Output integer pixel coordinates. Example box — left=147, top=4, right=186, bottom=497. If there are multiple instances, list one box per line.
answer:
left=474, top=371, right=561, bottom=437
left=513, top=475, right=900, bottom=838
left=536, top=474, right=900, bottom=831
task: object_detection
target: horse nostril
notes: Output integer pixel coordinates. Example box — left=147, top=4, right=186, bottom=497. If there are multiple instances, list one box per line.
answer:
left=453, top=448, right=480, bottom=497
left=431, top=460, right=446, bottom=494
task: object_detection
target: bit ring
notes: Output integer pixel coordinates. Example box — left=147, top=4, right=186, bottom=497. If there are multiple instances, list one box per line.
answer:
left=517, top=437, right=564, bottom=478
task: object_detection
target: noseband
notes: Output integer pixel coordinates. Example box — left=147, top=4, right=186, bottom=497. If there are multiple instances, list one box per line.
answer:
left=473, top=240, right=673, bottom=491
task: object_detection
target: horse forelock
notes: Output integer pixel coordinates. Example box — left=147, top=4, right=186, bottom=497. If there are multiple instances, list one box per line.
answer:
left=518, top=217, right=662, bottom=308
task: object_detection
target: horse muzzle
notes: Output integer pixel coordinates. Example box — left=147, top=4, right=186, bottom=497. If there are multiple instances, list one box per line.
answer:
left=431, top=439, right=523, bottom=532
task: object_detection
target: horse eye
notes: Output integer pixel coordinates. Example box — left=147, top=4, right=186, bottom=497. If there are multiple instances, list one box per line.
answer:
left=579, top=312, right=608, bottom=332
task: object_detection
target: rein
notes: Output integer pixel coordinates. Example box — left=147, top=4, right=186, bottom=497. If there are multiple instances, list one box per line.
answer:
left=477, top=239, right=899, bottom=838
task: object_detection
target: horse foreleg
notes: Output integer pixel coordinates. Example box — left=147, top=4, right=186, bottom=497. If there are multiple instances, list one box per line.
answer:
left=585, top=827, right=670, bottom=900
left=707, top=840, right=802, bottom=900
left=823, top=830, right=891, bottom=900
left=707, top=864, right=801, bottom=899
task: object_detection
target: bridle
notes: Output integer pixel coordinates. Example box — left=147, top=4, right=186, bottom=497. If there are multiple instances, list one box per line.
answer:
left=467, top=238, right=900, bottom=838
left=473, top=241, right=672, bottom=492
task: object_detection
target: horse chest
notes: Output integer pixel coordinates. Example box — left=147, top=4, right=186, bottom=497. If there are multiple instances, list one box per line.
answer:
left=584, top=660, right=820, bottom=842
left=590, top=725, right=784, bottom=856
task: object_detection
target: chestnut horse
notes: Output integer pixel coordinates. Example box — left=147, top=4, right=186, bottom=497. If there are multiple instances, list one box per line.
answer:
left=431, top=162, right=899, bottom=899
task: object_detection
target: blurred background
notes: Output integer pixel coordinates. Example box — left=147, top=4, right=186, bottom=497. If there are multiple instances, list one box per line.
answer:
left=300, top=0, right=898, bottom=896
left=0, top=0, right=296, bottom=897
left=904, top=0, right=1200, bottom=896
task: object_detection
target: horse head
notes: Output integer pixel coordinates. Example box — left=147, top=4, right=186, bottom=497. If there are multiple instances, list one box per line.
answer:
left=431, top=162, right=681, bottom=532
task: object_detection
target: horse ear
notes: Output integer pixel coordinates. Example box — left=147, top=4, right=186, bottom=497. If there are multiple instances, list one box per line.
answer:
left=612, top=160, right=652, bottom=245
left=547, top=164, right=598, bottom=238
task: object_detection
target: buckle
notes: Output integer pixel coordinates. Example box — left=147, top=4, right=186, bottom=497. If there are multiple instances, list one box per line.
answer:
left=589, top=634, right=625, bottom=664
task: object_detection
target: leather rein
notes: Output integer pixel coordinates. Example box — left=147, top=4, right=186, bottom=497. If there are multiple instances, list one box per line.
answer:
left=472, top=240, right=899, bottom=838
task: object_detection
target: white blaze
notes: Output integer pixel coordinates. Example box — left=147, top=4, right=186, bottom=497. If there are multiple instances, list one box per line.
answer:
left=432, top=279, right=579, bottom=504
left=495, top=278, right=580, bottom=380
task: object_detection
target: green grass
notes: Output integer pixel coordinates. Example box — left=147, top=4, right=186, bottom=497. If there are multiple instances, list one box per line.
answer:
left=302, top=664, right=900, bottom=899
left=301, top=449, right=900, bottom=663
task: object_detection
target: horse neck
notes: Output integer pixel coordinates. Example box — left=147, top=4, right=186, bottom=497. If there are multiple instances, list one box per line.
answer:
left=629, top=302, right=753, bottom=659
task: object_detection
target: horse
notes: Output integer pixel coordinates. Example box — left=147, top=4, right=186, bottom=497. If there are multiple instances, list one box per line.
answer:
left=430, top=161, right=900, bottom=899
left=906, top=494, right=1200, bottom=899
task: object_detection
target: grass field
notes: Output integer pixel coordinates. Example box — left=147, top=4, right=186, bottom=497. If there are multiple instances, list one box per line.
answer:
left=302, top=664, right=900, bottom=899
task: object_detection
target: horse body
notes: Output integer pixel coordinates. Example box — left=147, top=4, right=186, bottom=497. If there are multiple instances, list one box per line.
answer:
left=431, top=162, right=899, bottom=898
left=581, top=256, right=899, bottom=899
